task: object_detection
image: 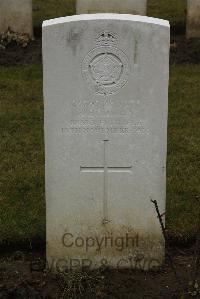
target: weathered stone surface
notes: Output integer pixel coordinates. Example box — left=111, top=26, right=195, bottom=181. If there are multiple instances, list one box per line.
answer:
left=0, top=0, right=33, bottom=36
left=76, top=0, right=147, bottom=15
left=43, top=14, right=170, bottom=271
left=187, top=0, right=200, bottom=38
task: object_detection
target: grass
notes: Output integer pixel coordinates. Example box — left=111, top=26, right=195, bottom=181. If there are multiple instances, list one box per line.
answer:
left=0, top=65, right=45, bottom=243
left=0, top=64, right=199, bottom=243
left=33, top=0, right=187, bottom=30
left=148, top=0, right=187, bottom=29
left=33, top=0, right=75, bottom=30
left=167, top=65, right=200, bottom=239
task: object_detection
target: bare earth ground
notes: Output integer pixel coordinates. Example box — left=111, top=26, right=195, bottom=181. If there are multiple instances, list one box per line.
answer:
left=0, top=245, right=199, bottom=298
left=0, top=35, right=200, bottom=66
left=0, top=38, right=42, bottom=66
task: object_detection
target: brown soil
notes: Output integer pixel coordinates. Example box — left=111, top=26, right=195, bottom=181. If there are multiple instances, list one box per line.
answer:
left=170, top=36, right=200, bottom=64
left=0, top=38, right=42, bottom=66
left=0, top=35, right=200, bottom=66
left=0, top=245, right=199, bottom=299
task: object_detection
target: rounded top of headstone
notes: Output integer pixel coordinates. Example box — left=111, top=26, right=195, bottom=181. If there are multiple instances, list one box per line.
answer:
left=43, top=14, right=170, bottom=29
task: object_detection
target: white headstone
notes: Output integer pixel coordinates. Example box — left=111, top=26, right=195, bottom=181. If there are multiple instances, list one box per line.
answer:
left=43, top=14, right=170, bottom=271
left=0, top=0, right=33, bottom=37
left=76, top=0, right=147, bottom=15
left=187, top=0, right=200, bottom=38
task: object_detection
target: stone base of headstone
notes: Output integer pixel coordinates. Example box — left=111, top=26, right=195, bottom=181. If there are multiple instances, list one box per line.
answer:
left=76, top=0, right=147, bottom=15
left=187, top=0, right=200, bottom=38
left=0, top=0, right=33, bottom=37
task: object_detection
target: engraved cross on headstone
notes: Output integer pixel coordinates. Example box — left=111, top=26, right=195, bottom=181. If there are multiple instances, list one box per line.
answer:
left=80, top=140, right=132, bottom=225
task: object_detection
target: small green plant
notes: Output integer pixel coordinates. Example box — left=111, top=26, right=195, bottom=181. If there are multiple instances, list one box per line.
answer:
left=188, top=280, right=200, bottom=297
left=58, top=270, right=105, bottom=299
left=0, top=30, right=31, bottom=49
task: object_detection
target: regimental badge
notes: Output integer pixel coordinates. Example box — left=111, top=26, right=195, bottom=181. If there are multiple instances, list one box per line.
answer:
left=82, top=31, right=130, bottom=96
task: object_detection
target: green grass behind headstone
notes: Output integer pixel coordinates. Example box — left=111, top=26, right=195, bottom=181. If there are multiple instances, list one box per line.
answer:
left=167, top=65, right=200, bottom=240
left=33, top=0, right=187, bottom=31
left=33, top=0, right=75, bottom=30
left=148, top=0, right=187, bottom=29
left=0, top=66, right=45, bottom=243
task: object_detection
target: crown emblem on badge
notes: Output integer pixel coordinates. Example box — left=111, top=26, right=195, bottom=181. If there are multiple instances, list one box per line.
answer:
left=96, top=31, right=117, bottom=46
